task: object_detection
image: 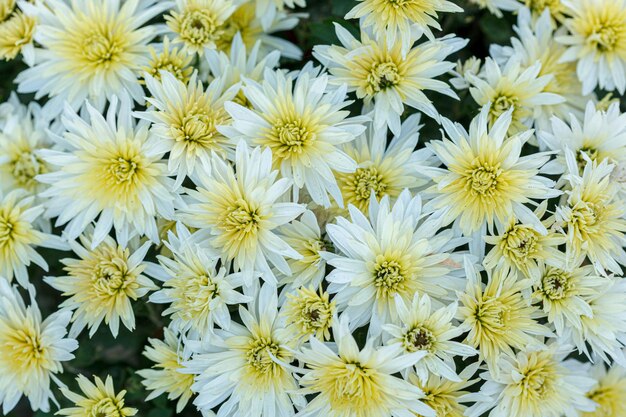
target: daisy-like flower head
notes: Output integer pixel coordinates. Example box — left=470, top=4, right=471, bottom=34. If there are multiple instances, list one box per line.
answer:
left=276, top=210, right=329, bottom=290
left=184, top=283, right=304, bottom=416
left=142, top=36, right=194, bottom=83
left=345, top=0, right=463, bottom=56
left=148, top=222, right=250, bottom=336
left=45, top=232, right=156, bottom=338
left=281, top=286, right=336, bottom=342
left=336, top=114, right=437, bottom=214
left=295, top=315, right=434, bottom=417
left=483, top=204, right=566, bottom=278
left=325, top=190, right=466, bottom=333
left=540, top=101, right=626, bottom=173
left=382, top=292, right=477, bottom=383
left=466, top=345, right=596, bottom=417
left=468, top=57, right=565, bottom=134
left=407, top=363, right=480, bottom=417
left=139, top=71, right=237, bottom=185
left=166, top=0, right=236, bottom=56
left=0, top=280, right=78, bottom=414
left=424, top=105, right=559, bottom=240
left=180, top=141, right=305, bottom=285
left=58, top=374, right=137, bottom=417
left=16, top=0, right=171, bottom=118
left=0, top=189, right=67, bottom=287
left=314, top=26, right=466, bottom=134
left=558, top=0, right=626, bottom=94
left=0, top=8, right=35, bottom=63
left=583, top=363, right=626, bottom=417
left=222, top=65, right=366, bottom=207
left=38, top=97, right=179, bottom=248
left=0, top=101, right=51, bottom=195
left=531, top=261, right=606, bottom=335
left=490, top=8, right=589, bottom=129
left=137, top=328, right=195, bottom=413
left=448, top=56, right=482, bottom=90
left=457, top=260, right=551, bottom=372
left=555, top=150, right=626, bottom=274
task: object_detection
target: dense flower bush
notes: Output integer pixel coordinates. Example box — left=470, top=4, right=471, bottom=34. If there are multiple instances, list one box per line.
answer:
left=1, top=0, right=626, bottom=416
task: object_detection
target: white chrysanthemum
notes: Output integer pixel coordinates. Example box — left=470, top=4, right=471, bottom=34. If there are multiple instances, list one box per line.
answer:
left=423, top=105, right=559, bottom=242
left=383, top=293, right=477, bottom=383
left=295, top=316, right=434, bottom=417
left=139, top=71, right=237, bottom=185
left=180, top=142, right=305, bottom=285
left=0, top=189, right=67, bottom=287
left=183, top=283, right=304, bottom=417
left=142, top=36, right=195, bottom=84
left=584, top=363, right=626, bottom=417
left=558, top=0, right=626, bottom=94
left=0, top=280, right=78, bottom=414
left=0, top=5, right=36, bottom=64
left=38, top=97, right=179, bottom=248
left=325, top=190, right=466, bottom=333
left=276, top=210, right=329, bottom=290
left=345, top=0, right=462, bottom=56
left=137, top=328, right=195, bottom=413
left=466, top=345, right=596, bottom=417
left=490, top=8, right=589, bottom=129
left=221, top=66, right=366, bottom=207
left=0, top=101, right=51, bottom=195
left=165, top=0, right=236, bottom=55
left=58, top=374, right=137, bottom=417
left=468, top=57, right=565, bottom=134
left=336, top=114, right=437, bottom=214
left=555, top=150, right=626, bottom=274
left=281, top=286, right=336, bottom=342
left=45, top=232, right=156, bottom=338
left=314, top=26, right=466, bottom=134
left=147, top=223, right=250, bottom=336
left=16, top=0, right=170, bottom=118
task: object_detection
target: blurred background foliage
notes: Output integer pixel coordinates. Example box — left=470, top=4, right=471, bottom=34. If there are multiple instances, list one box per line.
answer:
left=4, top=0, right=514, bottom=416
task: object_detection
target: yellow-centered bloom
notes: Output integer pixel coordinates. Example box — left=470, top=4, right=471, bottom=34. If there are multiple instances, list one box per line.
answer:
left=58, top=375, right=137, bottom=417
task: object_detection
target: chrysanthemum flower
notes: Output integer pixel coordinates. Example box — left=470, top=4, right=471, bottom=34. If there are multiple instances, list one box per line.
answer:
left=345, top=0, right=462, bottom=56
left=295, top=316, right=434, bottom=417
left=407, top=363, right=480, bottom=417
left=457, top=260, right=551, bottom=371
left=336, top=114, right=436, bottom=214
left=183, top=283, right=303, bottom=416
left=180, top=142, right=305, bottom=285
left=148, top=223, right=250, bottom=336
left=424, top=105, right=559, bottom=240
left=490, top=8, right=588, bottom=129
left=142, top=36, right=194, bottom=84
left=0, top=9, right=35, bottom=63
left=16, top=0, right=170, bottom=117
left=137, top=328, right=195, bottom=413
left=0, top=101, right=51, bottom=195
left=45, top=232, right=156, bottom=338
left=58, top=374, right=137, bottom=417
left=276, top=210, right=329, bottom=290
left=38, top=98, right=179, bottom=248
left=558, top=0, right=626, bottom=94
left=221, top=66, right=365, bottom=207
left=531, top=261, right=605, bottom=335
left=0, top=189, right=67, bottom=287
left=166, top=0, right=236, bottom=56
left=468, top=58, right=565, bottom=133
left=466, top=345, right=596, bottom=417
left=281, top=286, right=336, bottom=342
left=584, top=363, right=626, bottom=417
left=382, top=293, right=477, bottom=383
left=0, top=280, right=77, bottom=414
left=314, top=26, right=465, bottom=134
left=325, top=190, right=466, bottom=332
left=555, top=150, right=626, bottom=274
left=139, top=71, right=237, bottom=185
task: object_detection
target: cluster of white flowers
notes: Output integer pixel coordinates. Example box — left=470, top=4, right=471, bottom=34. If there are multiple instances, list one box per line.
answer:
left=1, top=0, right=626, bottom=416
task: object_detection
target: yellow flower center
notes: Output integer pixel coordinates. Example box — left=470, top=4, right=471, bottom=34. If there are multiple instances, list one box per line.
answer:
left=90, top=397, right=125, bottom=417
left=465, top=162, right=502, bottom=197
left=366, top=60, right=402, bottom=94
left=223, top=200, right=261, bottom=240
left=569, top=201, right=600, bottom=233
left=500, top=225, right=540, bottom=266
left=93, top=258, right=131, bottom=297
left=373, top=257, right=406, bottom=299
left=82, top=31, right=121, bottom=67
left=490, top=93, right=519, bottom=121
left=588, top=20, right=622, bottom=52
left=344, top=167, right=388, bottom=207
left=327, top=361, right=379, bottom=410
left=245, top=336, right=281, bottom=376
left=178, top=273, right=218, bottom=320
left=0, top=215, right=16, bottom=246
left=10, top=151, right=46, bottom=190
left=267, top=118, right=316, bottom=159
left=576, top=146, right=599, bottom=168
left=179, top=9, right=221, bottom=46
left=524, top=0, right=564, bottom=18
left=285, top=289, right=334, bottom=339
left=403, top=326, right=435, bottom=352
left=4, top=327, right=45, bottom=370
left=585, top=384, right=626, bottom=417
left=107, top=157, right=139, bottom=185
left=540, top=268, right=572, bottom=301
left=474, top=298, right=510, bottom=334
left=175, top=107, right=222, bottom=146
